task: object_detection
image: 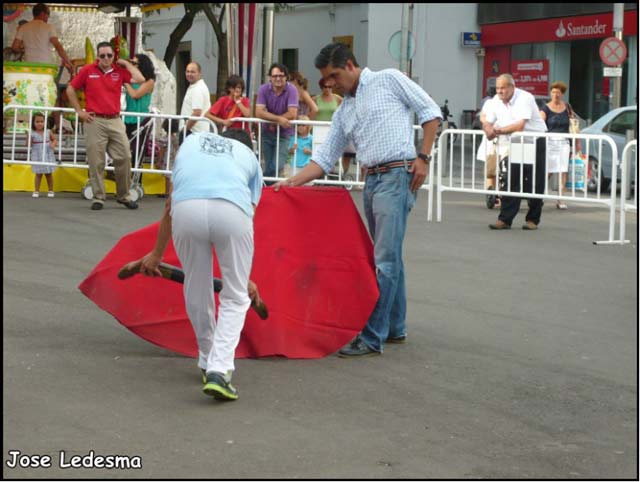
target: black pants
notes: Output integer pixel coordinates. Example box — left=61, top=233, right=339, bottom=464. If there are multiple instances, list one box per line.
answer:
left=126, top=119, right=151, bottom=169
left=498, top=138, right=546, bottom=226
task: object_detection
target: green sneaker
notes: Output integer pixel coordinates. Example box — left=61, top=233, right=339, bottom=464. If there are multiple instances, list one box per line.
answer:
left=203, top=371, right=238, bottom=401
left=200, top=368, right=207, bottom=384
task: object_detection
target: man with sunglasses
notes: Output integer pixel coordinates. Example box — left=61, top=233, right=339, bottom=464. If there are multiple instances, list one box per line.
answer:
left=255, top=63, right=299, bottom=181
left=67, top=41, right=145, bottom=211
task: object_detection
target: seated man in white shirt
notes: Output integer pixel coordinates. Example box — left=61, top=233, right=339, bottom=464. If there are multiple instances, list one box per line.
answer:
left=482, top=74, right=548, bottom=231
left=11, top=3, right=73, bottom=72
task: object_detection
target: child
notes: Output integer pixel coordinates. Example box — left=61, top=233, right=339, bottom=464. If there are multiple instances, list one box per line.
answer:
left=156, top=118, right=179, bottom=196
left=30, top=112, right=57, bottom=198
left=288, top=115, right=313, bottom=171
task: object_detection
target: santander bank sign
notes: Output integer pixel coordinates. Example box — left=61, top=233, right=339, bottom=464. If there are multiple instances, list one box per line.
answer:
left=480, top=11, right=636, bottom=46
left=555, top=19, right=607, bottom=39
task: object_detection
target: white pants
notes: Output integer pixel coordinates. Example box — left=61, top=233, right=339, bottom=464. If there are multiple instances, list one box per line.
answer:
left=171, top=198, right=254, bottom=375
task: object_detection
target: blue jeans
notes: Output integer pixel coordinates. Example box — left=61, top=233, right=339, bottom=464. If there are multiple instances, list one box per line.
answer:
left=360, top=167, right=416, bottom=352
left=261, top=132, right=290, bottom=178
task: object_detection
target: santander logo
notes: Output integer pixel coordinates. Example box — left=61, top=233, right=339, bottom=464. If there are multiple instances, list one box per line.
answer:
left=555, top=19, right=607, bottom=39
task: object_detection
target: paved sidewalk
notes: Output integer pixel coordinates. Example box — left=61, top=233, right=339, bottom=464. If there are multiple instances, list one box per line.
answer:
left=3, top=190, right=637, bottom=479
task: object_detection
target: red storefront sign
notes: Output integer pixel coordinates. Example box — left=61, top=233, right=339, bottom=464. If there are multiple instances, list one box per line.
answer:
left=511, top=60, right=549, bottom=96
left=481, top=10, right=637, bottom=46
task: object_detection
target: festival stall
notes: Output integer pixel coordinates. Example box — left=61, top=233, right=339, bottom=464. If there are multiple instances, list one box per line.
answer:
left=3, top=3, right=176, bottom=195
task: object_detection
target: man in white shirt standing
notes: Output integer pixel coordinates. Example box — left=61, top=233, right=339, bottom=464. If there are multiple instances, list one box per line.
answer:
left=483, top=74, right=548, bottom=231
left=11, top=3, right=73, bottom=72
left=179, top=61, right=212, bottom=142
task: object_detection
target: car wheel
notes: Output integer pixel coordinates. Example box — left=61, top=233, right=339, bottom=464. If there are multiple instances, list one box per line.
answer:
left=587, top=156, right=611, bottom=193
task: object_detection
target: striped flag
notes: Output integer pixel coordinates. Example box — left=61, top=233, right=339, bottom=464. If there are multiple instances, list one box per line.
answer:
left=230, top=4, right=261, bottom=101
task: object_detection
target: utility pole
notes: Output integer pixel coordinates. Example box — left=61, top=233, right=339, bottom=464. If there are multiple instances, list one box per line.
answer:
left=399, top=3, right=410, bottom=74
left=263, top=3, right=275, bottom=84
left=611, top=3, right=624, bottom=109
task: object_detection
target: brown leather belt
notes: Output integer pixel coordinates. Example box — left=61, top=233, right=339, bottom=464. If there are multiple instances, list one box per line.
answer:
left=366, top=160, right=413, bottom=175
left=92, top=113, right=120, bottom=119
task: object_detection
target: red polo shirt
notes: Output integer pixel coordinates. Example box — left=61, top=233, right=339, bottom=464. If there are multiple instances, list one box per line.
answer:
left=208, top=96, right=251, bottom=132
left=70, top=61, right=132, bottom=115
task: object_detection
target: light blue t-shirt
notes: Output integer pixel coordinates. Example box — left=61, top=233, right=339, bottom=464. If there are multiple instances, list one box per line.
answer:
left=171, top=132, right=263, bottom=218
left=288, top=134, right=313, bottom=168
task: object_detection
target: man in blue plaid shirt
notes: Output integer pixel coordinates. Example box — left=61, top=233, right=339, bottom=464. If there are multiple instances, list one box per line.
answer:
left=275, top=43, right=441, bottom=357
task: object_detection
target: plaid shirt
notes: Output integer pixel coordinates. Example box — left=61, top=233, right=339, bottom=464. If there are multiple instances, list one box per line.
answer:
left=313, top=68, right=441, bottom=172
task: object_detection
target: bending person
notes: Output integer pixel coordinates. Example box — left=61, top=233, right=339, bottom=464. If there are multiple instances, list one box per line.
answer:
left=137, top=129, right=263, bottom=401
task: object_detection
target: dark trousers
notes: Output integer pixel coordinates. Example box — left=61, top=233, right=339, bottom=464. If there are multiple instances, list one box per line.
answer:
left=498, top=138, right=546, bottom=226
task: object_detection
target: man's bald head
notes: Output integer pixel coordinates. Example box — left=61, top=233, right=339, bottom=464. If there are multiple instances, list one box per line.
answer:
left=185, top=62, right=202, bottom=84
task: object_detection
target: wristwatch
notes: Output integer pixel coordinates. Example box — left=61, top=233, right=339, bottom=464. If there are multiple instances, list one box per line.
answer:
left=417, top=153, right=432, bottom=162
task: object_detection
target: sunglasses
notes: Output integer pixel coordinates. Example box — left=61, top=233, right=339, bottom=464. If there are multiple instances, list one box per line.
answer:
left=271, top=74, right=286, bottom=79
left=98, top=53, right=114, bottom=59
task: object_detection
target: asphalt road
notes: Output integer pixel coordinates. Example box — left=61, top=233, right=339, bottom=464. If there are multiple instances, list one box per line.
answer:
left=3, top=188, right=637, bottom=479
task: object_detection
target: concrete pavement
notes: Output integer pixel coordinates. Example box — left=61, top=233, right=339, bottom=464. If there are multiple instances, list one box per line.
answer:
left=3, top=189, right=637, bottom=479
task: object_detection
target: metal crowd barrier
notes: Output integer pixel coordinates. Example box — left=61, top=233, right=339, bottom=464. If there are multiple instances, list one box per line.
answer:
left=618, top=140, right=638, bottom=245
left=224, top=117, right=435, bottom=218
left=435, top=128, right=621, bottom=244
left=3, top=104, right=218, bottom=175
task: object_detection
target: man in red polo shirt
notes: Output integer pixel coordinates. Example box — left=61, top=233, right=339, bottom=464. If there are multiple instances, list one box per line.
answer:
left=67, top=41, right=145, bottom=210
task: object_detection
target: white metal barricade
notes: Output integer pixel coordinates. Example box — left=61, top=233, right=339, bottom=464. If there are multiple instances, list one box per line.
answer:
left=3, top=104, right=217, bottom=171
left=435, top=128, right=621, bottom=244
left=4, top=105, right=434, bottom=211
left=225, top=116, right=435, bottom=218
left=3, top=104, right=218, bottom=199
left=618, top=140, right=638, bottom=245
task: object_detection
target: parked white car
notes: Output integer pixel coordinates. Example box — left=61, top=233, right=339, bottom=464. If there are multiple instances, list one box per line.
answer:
left=580, top=106, right=637, bottom=192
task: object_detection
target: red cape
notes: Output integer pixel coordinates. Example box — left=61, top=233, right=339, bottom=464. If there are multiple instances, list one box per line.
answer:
left=79, top=187, right=379, bottom=358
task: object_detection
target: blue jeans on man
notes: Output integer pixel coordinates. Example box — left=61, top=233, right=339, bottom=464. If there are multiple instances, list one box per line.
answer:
left=261, top=131, right=290, bottom=179
left=359, top=166, right=416, bottom=353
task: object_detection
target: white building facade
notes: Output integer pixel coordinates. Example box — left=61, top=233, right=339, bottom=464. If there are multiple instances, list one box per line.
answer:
left=140, top=3, right=483, bottom=126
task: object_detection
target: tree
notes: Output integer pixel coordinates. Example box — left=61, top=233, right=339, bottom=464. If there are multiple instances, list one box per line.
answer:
left=158, top=3, right=227, bottom=96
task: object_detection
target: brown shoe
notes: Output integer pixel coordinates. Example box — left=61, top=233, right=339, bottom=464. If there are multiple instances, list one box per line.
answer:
left=488, top=220, right=510, bottom=230
left=522, top=221, right=538, bottom=230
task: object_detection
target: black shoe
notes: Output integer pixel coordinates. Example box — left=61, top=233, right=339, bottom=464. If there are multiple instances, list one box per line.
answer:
left=91, top=201, right=103, bottom=210
left=337, top=337, right=380, bottom=358
left=117, top=199, right=138, bottom=210
left=203, top=371, right=238, bottom=400
left=386, top=335, right=406, bottom=344
left=485, top=187, right=496, bottom=209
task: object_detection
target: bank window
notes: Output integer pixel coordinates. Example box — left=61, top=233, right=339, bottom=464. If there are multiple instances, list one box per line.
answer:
left=607, top=111, right=637, bottom=136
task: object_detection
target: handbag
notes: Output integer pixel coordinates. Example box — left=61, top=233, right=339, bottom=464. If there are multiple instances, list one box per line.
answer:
left=486, top=140, right=497, bottom=178
left=567, top=104, right=580, bottom=134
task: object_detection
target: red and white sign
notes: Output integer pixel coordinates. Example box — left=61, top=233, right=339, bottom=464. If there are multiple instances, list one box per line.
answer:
left=599, top=37, right=627, bottom=66
left=481, top=10, right=637, bottom=47
left=511, top=60, right=549, bottom=96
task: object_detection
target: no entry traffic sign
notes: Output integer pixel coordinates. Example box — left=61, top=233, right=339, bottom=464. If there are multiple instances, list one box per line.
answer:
left=599, top=37, right=627, bottom=67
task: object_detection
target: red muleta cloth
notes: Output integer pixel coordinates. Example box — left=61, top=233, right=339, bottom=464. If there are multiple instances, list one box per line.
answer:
left=79, top=187, right=379, bottom=359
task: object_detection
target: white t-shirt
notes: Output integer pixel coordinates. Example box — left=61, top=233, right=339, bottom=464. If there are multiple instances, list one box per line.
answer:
left=15, top=19, right=58, bottom=64
left=179, top=78, right=212, bottom=133
left=484, top=88, right=547, bottom=133
left=481, top=88, right=547, bottom=163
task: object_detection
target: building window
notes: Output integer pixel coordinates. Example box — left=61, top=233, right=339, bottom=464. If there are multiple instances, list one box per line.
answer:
left=278, top=49, right=298, bottom=74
